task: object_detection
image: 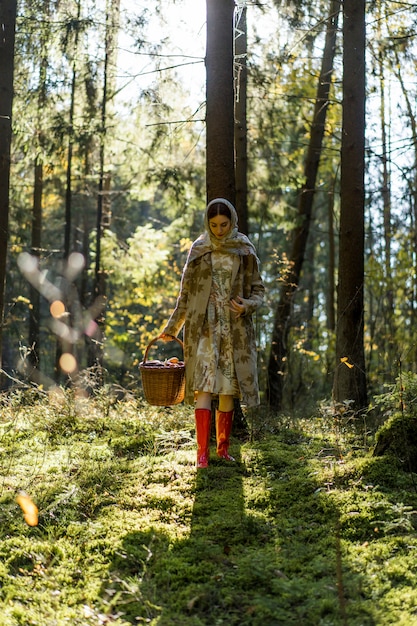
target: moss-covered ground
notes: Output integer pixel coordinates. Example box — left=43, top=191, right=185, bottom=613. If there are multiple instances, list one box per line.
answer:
left=1, top=388, right=417, bottom=625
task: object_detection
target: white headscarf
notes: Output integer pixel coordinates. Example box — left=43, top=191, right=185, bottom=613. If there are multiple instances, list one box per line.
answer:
left=188, top=198, right=259, bottom=263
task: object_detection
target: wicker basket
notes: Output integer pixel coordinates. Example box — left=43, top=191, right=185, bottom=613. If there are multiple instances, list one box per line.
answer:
left=139, top=336, right=185, bottom=406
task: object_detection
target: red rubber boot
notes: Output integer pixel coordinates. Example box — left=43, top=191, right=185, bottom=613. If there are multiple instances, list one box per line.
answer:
left=195, top=408, right=211, bottom=468
left=216, top=410, right=235, bottom=461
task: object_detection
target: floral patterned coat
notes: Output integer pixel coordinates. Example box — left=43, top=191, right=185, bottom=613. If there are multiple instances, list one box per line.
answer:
left=163, top=250, right=265, bottom=407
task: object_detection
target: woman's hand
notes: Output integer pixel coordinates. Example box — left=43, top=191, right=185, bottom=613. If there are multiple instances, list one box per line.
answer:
left=159, top=333, right=175, bottom=342
left=229, top=297, right=246, bottom=318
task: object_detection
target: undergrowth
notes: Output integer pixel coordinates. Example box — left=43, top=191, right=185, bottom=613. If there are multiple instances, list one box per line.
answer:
left=1, top=386, right=417, bottom=625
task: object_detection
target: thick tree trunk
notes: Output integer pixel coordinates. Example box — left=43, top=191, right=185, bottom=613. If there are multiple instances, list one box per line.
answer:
left=267, top=0, right=341, bottom=410
left=0, top=0, right=17, bottom=378
left=206, top=0, right=247, bottom=432
left=206, top=0, right=235, bottom=205
left=333, top=0, right=368, bottom=408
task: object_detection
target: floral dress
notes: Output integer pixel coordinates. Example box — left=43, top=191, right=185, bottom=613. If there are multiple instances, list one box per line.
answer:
left=193, top=251, right=240, bottom=397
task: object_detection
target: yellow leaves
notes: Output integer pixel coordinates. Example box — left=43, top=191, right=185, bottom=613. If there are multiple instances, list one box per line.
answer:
left=179, top=237, right=192, bottom=253
left=294, top=338, right=320, bottom=361
left=16, top=492, right=39, bottom=526
left=300, top=348, right=320, bottom=361
left=9, top=242, right=24, bottom=254
left=340, top=357, right=354, bottom=369
left=14, top=295, right=31, bottom=305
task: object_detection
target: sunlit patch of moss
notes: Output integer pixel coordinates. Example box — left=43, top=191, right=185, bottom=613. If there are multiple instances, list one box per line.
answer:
left=2, top=390, right=417, bottom=624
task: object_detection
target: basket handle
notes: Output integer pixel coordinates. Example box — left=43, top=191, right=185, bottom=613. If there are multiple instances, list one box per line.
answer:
left=143, top=335, right=184, bottom=364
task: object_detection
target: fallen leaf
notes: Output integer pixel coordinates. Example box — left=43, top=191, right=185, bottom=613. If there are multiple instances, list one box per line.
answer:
left=16, top=492, right=39, bottom=526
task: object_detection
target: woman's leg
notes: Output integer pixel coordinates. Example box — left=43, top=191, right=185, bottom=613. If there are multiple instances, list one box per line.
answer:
left=216, top=394, right=235, bottom=461
left=194, top=391, right=212, bottom=468
left=218, top=394, right=234, bottom=412
left=195, top=391, right=212, bottom=410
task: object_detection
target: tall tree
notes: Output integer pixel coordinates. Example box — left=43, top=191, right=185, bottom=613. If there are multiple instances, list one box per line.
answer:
left=89, top=0, right=120, bottom=371
left=390, top=47, right=417, bottom=366
left=333, top=0, right=367, bottom=409
left=326, top=182, right=336, bottom=332
left=0, top=0, right=17, bottom=377
left=267, top=0, right=341, bottom=410
left=206, top=0, right=235, bottom=204
left=63, top=0, right=81, bottom=261
left=366, top=5, right=395, bottom=375
left=53, top=0, right=83, bottom=382
left=234, top=3, right=248, bottom=234
left=28, top=0, right=51, bottom=369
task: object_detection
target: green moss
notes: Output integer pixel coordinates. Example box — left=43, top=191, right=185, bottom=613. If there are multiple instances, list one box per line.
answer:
left=2, top=392, right=417, bottom=624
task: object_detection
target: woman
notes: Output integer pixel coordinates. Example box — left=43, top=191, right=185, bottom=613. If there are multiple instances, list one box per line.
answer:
left=161, top=198, right=265, bottom=468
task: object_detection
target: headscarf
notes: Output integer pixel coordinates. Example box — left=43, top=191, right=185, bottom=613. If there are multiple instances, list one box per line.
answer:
left=188, top=198, right=259, bottom=263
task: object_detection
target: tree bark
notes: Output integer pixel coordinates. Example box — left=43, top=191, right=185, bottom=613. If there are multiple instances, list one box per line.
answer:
left=267, top=0, right=341, bottom=410
left=206, top=0, right=236, bottom=205
left=327, top=187, right=336, bottom=332
left=0, top=0, right=17, bottom=378
left=29, top=10, right=50, bottom=369
left=390, top=48, right=417, bottom=367
left=333, top=0, right=368, bottom=408
left=63, top=0, right=81, bottom=261
left=89, top=0, right=120, bottom=372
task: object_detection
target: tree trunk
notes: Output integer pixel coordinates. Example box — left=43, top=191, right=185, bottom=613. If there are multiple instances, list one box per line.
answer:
left=267, top=0, right=341, bottom=410
left=206, top=0, right=235, bottom=204
left=390, top=48, right=417, bottom=368
left=0, top=0, right=17, bottom=379
left=63, top=0, right=81, bottom=261
left=206, top=0, right=246, bottom=432
left=234, top=5, right=248, bottom=234
left=28, top=161, right=43, bottom=368
left=327, top=186, right=336, bottom=332
left=55, top=0, right=81, bottom=382
left=333, top=0, right=367, bottom=409
left=28, top=12, right=50, bottom=370
left=89, top=0, right=120, bottom=372
left=371, top=8, right=395, bottom=370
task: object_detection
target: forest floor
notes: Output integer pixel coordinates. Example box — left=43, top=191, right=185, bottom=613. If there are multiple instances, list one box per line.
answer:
left=1, top=387, right=417, bottom=625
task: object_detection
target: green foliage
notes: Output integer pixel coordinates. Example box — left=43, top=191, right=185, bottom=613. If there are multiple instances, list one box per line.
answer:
left=99, top=224, right=185, bottom=379
left=373, top=371, right=417, bottom=419
left=372, top=374, right=417, bottom=471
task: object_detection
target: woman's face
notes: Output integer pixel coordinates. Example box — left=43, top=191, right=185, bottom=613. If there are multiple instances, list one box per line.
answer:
left=208, top=214, right=232, bottom=239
